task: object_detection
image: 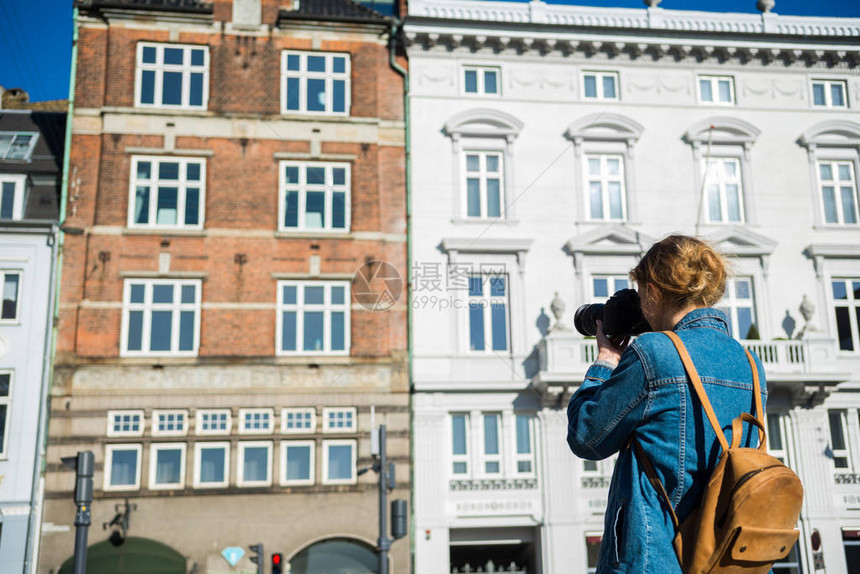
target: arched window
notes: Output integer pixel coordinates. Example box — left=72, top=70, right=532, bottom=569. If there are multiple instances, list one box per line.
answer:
left=799, top=121, right=860, bottom=227
left=289, top=537, right=378, bottom=574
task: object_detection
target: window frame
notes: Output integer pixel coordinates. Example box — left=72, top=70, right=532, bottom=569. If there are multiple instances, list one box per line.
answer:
left=719, top=276, right=758, bottom=340
left=278, top=161, right=351, bottom=233
left=280, top=440, right=316, bottom=486
left=581, top=71, right=619, bottom=101
left=466, top=272, right=510, bottom=354
left=590, top=275, right=632, bottom=302
left=135, top=42, right=209, bottom=110
left=584, top=153, right=628, bottom=222
left=322, top=407, right=356, bottom=433
left=450, top=412, right=470, bottom=478
left=237, top=441, right=273, bottom=487
left=829, top=409, right=852, bottom=470
left=148, top=442, right=187, bottom=490
left=151, top=409, right=188, bottom=437
left=192, top=441, right=230, bottom=489
left=195, top=409, right=232, bottom=436
left=700, top=156, right=746, bottom=224
left=831, top=278, right=860, bottom=353
left=0, top=372, right=12, bottom=459
left=282, top=407, right=316, bottom=434
left=0, top=270, right=23, bottom=323
left=238, top=408, right=274, bottom=435
left=276, top=280, right=351, bottom=356
left=513, top=413, right=536, bottom=477
left=811, top=78, right=848, bottom=109
left=103, top=444, right=143, bottom=492
left=322, top=438, right=357, bottom=485
left=0, top=174, right=27, bottom=220
left=462, top=149, right=505, bottom=219
left=106, top=410, right=145, bottom=438
left=0, top=133, right=38, bottom=161
left=127, top=156, right=206, bottom=230
left=816, top=159, right=859, bottom=226
left=480, top=412, right=503, bottom=477
left=462, top=65, right=501, bottom=96
left=280, top=50, right=351, bottom=116
left=697, top=75, right=736, bottom=106
left=120, top=278, right=202, bottom=357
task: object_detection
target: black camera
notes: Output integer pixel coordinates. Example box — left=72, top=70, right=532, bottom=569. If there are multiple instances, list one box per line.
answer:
left=573, top=288, right=652, bottom=337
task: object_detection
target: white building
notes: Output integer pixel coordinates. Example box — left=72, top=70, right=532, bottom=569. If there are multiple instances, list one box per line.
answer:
left=404, top=2, right=860, bottom=572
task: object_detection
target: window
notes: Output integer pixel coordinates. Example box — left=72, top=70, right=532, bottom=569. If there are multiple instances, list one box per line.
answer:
left=719, top=277, right=758, bottom=340
left=702, top=158, right=745, bottom=223
left=698, top=75, right=735, bottom=105
left=844, top=530, right=860, bottom=574
left=129, top=157, right=205, bottom=229
left=106, top=410, right=144, bottom=438
left=828, top=410, right=850, bottom=469
left=515, top=414, right=535, bottom=475
left=136, top=43, right=208, bottom=109
left=766, top=412, right=789, bottom=465
left=812, top=79, right=848, bottom=108
left=279, top=162, right=350, bottom=232
left=0, top=133, right=37, bottom=160
left=282, top=408, right=315, bottom=434
left=193, top=442, right=229, bottom=488
left=585, top=155, right=626, bottom=221
left=592, top=276, right=630, bottom=301
left=196, top=409, right=231, bottom=435
left=323, top=407, right=356, bottom=433
left=832, top=279, right=860, bottom=351
left=152, top=410, right=187, bottom=437
left=817, top=161, right=858, bottom=225
left=323, top=439, right=356, bottom=485
left=149, top=443, right=186, bottom=489
left=281, top=440, right=315, bottom=486
left=451, top=413, right=469, bottom=476
left=104, top=444, right=142, bottom=491
left=277, top=281, right=350, bottom=355
left=0, top=175, right=26, bottom=220
left=463, top=66, right=499, bottom=96
left=121, top=279, right=200, bottom=356
left=281, top=51, right=350, bottom=115
left=481, top=413, right=502, bottom=476
left=239, top=408, right=273, bottom=434
left=1, top=271, right=21, bottom=321
left=772, top=543, right=802, bottom=574
left=586, top=534, right=602, bottom=574
left=463, top=151, right=504, bottom=219
left=0, top=373, right=11, bottom=458
left=238, top=441, right=273, bottom=487
left=582, top=71, right=618, bottom=101
left=468, top=274, right=508, bottom=352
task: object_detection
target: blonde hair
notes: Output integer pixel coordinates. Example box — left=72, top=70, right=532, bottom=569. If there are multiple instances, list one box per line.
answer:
left=630, top=235, right=727, bottom=310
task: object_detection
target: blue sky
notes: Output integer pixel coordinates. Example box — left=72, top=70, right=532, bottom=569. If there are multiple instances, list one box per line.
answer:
left=1, top=0, right=858, bottom=103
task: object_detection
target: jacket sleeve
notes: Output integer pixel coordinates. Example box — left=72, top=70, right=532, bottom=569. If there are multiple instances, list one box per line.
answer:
left=567, top=344, right=649, bottom=460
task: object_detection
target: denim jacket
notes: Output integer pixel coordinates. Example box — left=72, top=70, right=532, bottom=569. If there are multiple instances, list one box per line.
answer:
left=567, top=308, right=767, bottom=573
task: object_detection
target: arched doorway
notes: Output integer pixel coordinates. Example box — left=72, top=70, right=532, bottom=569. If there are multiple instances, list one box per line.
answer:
left=58, top=536, right=186, bottom=574
left=290, top=537, right=377, bottom=574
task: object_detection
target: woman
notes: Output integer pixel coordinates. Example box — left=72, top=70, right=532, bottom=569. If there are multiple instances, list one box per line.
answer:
left=567, top=235, right=767, bottom=573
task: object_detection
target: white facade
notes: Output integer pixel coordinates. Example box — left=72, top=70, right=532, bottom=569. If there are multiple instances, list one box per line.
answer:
left=405, top=2, right=860, bottom=573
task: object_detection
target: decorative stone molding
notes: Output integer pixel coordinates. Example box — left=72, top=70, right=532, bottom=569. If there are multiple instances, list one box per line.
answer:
left=684, top=117, right=761, bottom=160
left=705, top=227, right=776, bottom=276
left=798, top=121, right=860, bottom=160
left=806, top=243, right=860, bottom=278
left=449, top=477, right=538, bottom=490
left=564, top=113, right=644, bottom=158
left=441, top=237, right=532, bottom=274
left=581, top=475, right=611, bottom=489
left=564, top=225, right=654, bottom=273
left=835, top=473, right=860, bottom=485
left=443, top=108, right=524, bottom=141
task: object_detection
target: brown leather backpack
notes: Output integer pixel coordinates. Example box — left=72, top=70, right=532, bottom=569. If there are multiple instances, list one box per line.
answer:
left=634, top=331, right=804, bottom=574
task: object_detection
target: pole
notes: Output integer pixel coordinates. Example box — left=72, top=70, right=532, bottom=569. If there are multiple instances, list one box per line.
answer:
left=69, top=451, right=93, bottom=574
left=378, top=425, right=390, bottom=574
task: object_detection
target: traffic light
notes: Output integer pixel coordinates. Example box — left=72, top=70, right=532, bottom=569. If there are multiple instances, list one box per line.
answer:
left=272, top=553, right=284, bottom=574
left=248, top=543, right=263, bottom=574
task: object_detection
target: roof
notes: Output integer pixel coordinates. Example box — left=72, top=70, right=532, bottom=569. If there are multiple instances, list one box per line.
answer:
left=74, top=0, right=214, bottom=15
left=278, top=0, right=389, bottom=26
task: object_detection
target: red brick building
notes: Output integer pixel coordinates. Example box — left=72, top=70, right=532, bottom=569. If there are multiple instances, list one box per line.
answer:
left=40, top=0, right=409, bottom=571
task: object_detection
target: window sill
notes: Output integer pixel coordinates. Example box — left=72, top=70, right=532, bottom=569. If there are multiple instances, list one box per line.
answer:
left=123, top=228, right=207, bottom=237
left=451, top=217, right=519, bottom=226
left=274, top=230, right=351, bottom=238
left=813, top=224, right=860, bottom=230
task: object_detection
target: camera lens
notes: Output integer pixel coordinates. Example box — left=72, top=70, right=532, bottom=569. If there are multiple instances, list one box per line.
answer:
left=573, top=303, right=604, bottom=337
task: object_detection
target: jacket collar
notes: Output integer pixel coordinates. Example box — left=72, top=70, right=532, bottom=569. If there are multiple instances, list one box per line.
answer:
left=672, top=307, right=730, bottom=334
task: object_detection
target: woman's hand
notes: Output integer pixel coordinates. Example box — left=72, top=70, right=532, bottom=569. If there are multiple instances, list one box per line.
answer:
left=595, top=320, right=630, bottom=366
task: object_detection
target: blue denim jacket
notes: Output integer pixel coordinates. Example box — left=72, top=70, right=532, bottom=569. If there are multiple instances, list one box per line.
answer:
left=567, top=308, right=767, bottom=573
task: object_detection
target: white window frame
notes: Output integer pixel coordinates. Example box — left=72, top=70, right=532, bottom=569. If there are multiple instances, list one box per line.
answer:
left=513, top=413, right=536, bottom=477
left=0, top=174, right=27, bottom=220
left=450, top=412, right=470, bottom=477
left=590, top=275, right=632, bottom=302
left=128, top=156, right=206, bottom=230
left=280, top=440, right=316, bottom=486
left=581, top=71, right=619, bottom=101
left=462, top=150, right=505, bottom=219
left=697, top=75, right=735, bottom=105
left=765, top=411, right=792, bottom=466
left=480, top=412, right=503, bottom=477
left=0, top=372, right=12, bottom=459
left=811, top=79, right=848, bottom=109
left=195, top=409, right=232, bottom=436
left=829, top=409, right=852, bottom=470
left=832, top=278, right=860, bottom=352
left=816, top=159, right=859, bottom=226
left=467, top=272, right=510, bottom=354
left=192, top=442, right=230, bottom=489
left=1, top=270, right=23, bottom=323
left=152, top=409, right=188, bottom=437
left=278, top=161, right=351, bottom=232
left=0, top=133, right=38, bottom=161
left=584, top=154, right=627, bottom=221
left=462, top=65, right=500, bottom=96
left=322, top=439, right=357, bottom=485
left=282, top=407, right=316, bottom=434
left=106, top=410, right=145, bottom=438
left=103, top=444, right=142, bottom=491
left=323, top=407, right=356, bottom=433
left=238, top=408, right=274, bottom=435
left=135, top=42, right=209, bottom=110
left=120, top=279, right=201, bottom=357
left=719, top=276, right=758, bottom=340
left=701, top=157, right=746, bottom=224
left=280, top=50, right=351, bottom=116
left=276, top=280, right=351, bottom=356
left=148, top=442, right=187, bottom=490
left=237, top=441, right=273, bottom=487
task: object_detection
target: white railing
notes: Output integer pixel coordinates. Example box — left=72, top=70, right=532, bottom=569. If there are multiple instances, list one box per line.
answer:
left=452, top=562, right=528, bottom=573
left=743, top=340, right=807, bottom=373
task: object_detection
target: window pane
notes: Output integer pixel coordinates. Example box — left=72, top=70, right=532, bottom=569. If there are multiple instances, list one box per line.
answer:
left=767, top=416, right=784, bottom=451
left=162, top=72, right=183, bottom=106
left=155, top=448, right=182, bottom=484
left=517, top=461, right=532, bottom=473
left=332, top=192, right=346, bottom=229
left=2, top=274, right=19, bottom=319
left=590, top=182, right=603, bottom=219
left=152, top=284, right=174, bottom=304
left=602, top=75, right=616, bottom=99
left=156, top=187, right=178, bottom=225
left=464, top=70, right=478, bottom=93
left=1, top=182, right=14, bottom=220
left=0, top=135, right=10, bottom=158
left=286, top=77, right=300, bottom=110
left=484, top=70, right=498, bottom=94
left=486, top=155, right=499, bottom=172
left=832, top=83, right=845, bottom=106
left=332, top=80, right=345, bottom=113
left=708, top=185, right=722, bottom=221
left=468, top=277, right=482, bottom=297
left=486, top=461, right=500, bottom=473
left=700, top=79, right=713, bottom=102
left=150, top=311, right=173, bottom=351
left=839, top=164, right=852, bottom=181
left=331, top=312, right=345, bottom=351
left=466, top=179, right=481, bottom=217
left=333, top=57, right=345, bottom=73
left=286, top=445, right=311, bottom=480
left=0, top=374, right=10, bottom=397
left=307, top=79, right=326, bottom=112
left=490, top=276, right=505, bottom=297
left=327, top=444, right=352, bottom=480
left=331, top=286, right=345, bottom=305
left=6, top=135, right=30, bottom=159
left=584, top=75, right=597, bottom=98
left=516, top=415, right=531, bottom=454
left=829, top=412, right=846, bottom=450
left=735, top=280, right=751, bottom=299
left=282, top=311, right=297, bottom=351
left=110, top=450, right=138, bottom=486
left=841, top=187, right=857, bottom=224
left=469, top=303, right=485, bottom=351
left=832, top=281, right=847, bottom=300
left=184, top=188, right=200, bottom=225
left=164, top=48, right=184, bottom=65
left=813, top=83, right=826, bottom=106
left=306, top=167, right=325, bottom=185
left=0, top=405, right=6, bottom=453
left=593, top=278, right=608, bottom=298
left=189, top=73, right=204, bottom=107
left=178, top=311, right=195, bottom=351
left=484, top=415, right=499, bottom=455
left=606, top=158, right=620, bottom=176
left=287, top=54, right=300, bottom=71
left=142, top=46, right=156, bottom=63
left=453, top=462, right=467, bottom=474
left=307, top=56, right=325, bottom=72
left=726, top=184, right=741, bottom=222
left=822, top=186, right=838, bottom=223
left=284, top=191, right=299, bottom=228
left=835, top=307, right=854, bottom=351
left=465, top=155, right=480, bottom=172
left=452, top=415, right=467, bottom=455
left=303, top=311, right=324, bottom=351
left=305, top=286, right=324, bottom=304
left=608, top=182, right=623, bottom=219
left=491, top=302, right=507, bottom=351
left=820, top=163, right=834, bottom=181
left=587, top=158, right=601, bottom=176
left=718, top=80, right=732, bottom=102
left=487, top=179, right=501, bottom=217
left=737, top=308, right=753, bottom=339
left=127, top=310, right=143, bottom=351
left=200, top=447, right=225, bottom=483
left=191, top=49, right=205, bottom=66
left=305, top=191, right=325, bottom=228
left=141, top=70, right=155, bottom=104
left=243, top=447, right=269, bottom=482
left=283, top=285, right=297, bottom=304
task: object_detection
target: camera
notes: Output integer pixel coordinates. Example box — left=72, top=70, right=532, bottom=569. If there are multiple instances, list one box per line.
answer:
left=573, top=288, right=652, bottom=337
